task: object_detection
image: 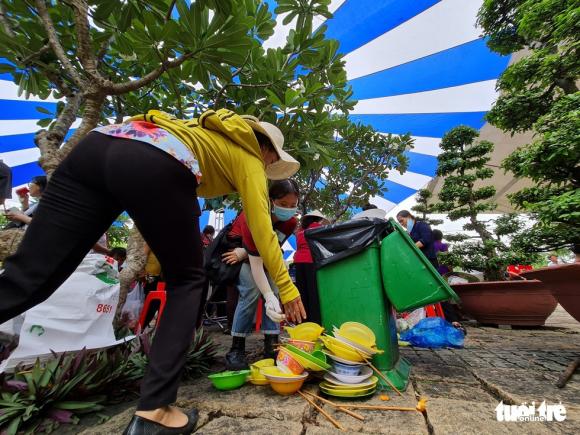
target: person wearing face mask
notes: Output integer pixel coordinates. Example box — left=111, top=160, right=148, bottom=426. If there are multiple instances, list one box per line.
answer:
left=222, top=179, right=302, bottom=370
left=396, top=210, right=438, bottom=268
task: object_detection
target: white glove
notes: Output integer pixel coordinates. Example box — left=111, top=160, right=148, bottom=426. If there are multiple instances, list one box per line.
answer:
left=248, top=255, right=285, bottom=323
left=264, top=291, right=285, bottom=323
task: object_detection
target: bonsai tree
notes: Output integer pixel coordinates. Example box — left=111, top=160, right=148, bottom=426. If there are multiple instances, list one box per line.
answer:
left=477, top=0, right=580, bottom=250
left=411, top=189, right=443, bottom=226
left=434, top=126, right=538, bottom=281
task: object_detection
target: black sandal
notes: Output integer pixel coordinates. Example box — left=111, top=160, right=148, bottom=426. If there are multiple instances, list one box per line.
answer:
left=123, top=409, right=199, bottom=435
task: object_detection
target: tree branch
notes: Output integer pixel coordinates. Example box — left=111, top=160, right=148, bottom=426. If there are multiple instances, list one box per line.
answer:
left=165, top=0, right=176, bottom=22
left=96, top=35, right=113, bottom=64
left=35, top=92, right=82, bottom=175
left=301, top=169, right=321, bottom=214
left=18, top=44, right=51, bottom=65
left=58, top=93, right=105, bottom=159
left=44, top=69, right=76, bottom=98
left=214, top=51, right=251, bottom=106
left=70, top=0, right=105, bottom=85
left=108, top=50, right=199, bottom=95
left=35, top=0, right=84, bottom=86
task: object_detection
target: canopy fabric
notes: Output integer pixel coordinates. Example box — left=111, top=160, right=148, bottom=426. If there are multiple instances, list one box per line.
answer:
left=0, top=0, right=513, bottom=216
left=265, top=0, right=512, bottom=212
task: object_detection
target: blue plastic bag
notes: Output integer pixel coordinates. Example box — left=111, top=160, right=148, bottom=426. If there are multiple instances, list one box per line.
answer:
left=400, top=317, right=464, bottom=348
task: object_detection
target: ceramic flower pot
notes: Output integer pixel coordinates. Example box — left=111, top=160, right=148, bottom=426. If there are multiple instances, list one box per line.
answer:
left=522, top=264, right=580, bottom=323
left=451, top=280, right=557, bottom=326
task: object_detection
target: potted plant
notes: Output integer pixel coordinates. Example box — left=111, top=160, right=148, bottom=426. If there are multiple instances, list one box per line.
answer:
left=476, top=0, right=579, bottom=322
left=433, top=126, right=554, bottom=326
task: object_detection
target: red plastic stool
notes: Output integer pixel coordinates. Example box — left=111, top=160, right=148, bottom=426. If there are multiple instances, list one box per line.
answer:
left=425, top=303, right=445, bottom=318
left=255, top=298, right=263, bottom=332
left=136, top=282, right=167, bottom=332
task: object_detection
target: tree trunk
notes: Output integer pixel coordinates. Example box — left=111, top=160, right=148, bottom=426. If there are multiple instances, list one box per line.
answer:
left=469, top=213, right=503, bottom=281
left=58, top=93, right=105, bottom=160
left=35, top=93, right=83, bottom=176
left=114, top=227, right=147, bottom=328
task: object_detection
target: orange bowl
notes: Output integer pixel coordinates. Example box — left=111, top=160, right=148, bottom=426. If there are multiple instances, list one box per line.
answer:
left=287, top=339, right=316, bottom=353
left=276, top=347, right=305, bottom=375
left=268, top=377, right=307, bottom=395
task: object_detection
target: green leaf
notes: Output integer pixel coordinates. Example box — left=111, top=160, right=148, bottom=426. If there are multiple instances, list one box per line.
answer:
left=35, top=106, right=53, bottom=115
left=93, top=1, right=118, bottom=22
left=37, top=118, right=52, bottom=128
left=118, top=4, right=134, bottom=32
left=0, top=63, right=15, bottom=74
left=5, top=415, right=22, bottom=435
left=52, top=401, right=102, bottom=410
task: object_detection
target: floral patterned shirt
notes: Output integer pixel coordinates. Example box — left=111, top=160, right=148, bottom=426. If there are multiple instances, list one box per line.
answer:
left=93, top=121, right=202, bottom=184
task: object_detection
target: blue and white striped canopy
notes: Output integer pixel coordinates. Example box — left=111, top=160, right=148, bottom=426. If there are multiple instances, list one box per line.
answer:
left=0, top=0, right=509, bottom=218
left=289, top=0, right=509, bottom=211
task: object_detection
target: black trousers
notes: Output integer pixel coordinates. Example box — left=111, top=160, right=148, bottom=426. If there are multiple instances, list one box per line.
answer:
left=0, top=132, right=205, bottom=410
left=295, top=262, right=321, bottom=324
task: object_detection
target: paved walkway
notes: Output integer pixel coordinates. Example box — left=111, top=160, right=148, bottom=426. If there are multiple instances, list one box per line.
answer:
left=545, top=304, right=580, bottom=332
left=83, top=311, right=580, bottom=434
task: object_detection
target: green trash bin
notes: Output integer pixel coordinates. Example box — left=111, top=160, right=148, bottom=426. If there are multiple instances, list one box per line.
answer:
left=316, top=242, right=411, bottom=391
left=381, top=218, right=460, bottom=312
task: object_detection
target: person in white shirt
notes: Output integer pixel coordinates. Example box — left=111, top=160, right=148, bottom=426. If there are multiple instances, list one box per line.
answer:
left=547, top=254, right=562, bottom=267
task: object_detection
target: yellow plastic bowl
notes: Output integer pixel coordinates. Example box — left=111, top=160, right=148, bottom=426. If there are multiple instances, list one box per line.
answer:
left=320, top=336, right=366, bottom=362
left=260, top=366, right=299, bottom=378
left=268, top=377, right=307, bottom=395
left=248, top=376, right=269, bottom=386
left=324, top=334, right=371, bottom=357
left=250, top=359, right=275, bottom=385
left=285, top=322, right=324, bottom=342
left=339, top=322, right=376, bottom=348
left=253, top=358, right=275, bottom=368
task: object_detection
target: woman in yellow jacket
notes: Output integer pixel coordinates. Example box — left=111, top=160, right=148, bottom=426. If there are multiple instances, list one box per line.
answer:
left=0, top=109, right=305, bottom=435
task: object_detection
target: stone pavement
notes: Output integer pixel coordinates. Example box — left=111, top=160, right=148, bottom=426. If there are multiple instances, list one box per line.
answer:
left=82, top=309, right=580, bottom=435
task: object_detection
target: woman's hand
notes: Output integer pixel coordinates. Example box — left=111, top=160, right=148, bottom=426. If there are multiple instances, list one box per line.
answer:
left=5, top=210, right=30, bottom=224
left=222, top=248, right=247, bottom=265
left=222, top=250, right=239, bottom=264
left=283, top=296, right=307, bottom=324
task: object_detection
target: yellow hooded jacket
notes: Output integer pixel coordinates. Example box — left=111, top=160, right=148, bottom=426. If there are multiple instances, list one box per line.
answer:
left=128, top=109, right=299, bottom=303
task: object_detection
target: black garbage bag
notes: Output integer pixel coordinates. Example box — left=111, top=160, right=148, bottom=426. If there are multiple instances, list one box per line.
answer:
left=305, top=218, right=392, bottom=269
left=204, top=223, right=242, bottom=286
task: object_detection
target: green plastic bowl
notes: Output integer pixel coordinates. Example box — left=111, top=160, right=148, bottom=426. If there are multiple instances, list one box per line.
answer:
left=208, top=370, right=250, bottom=391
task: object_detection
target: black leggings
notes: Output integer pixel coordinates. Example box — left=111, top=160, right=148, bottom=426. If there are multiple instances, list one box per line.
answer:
left=0, top=132, right=205, bottom=410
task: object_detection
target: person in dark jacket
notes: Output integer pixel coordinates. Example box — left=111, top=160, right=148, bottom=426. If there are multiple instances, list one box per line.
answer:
left=396, top=210, right=438, bottom=267
left=0, top=160, right=12, bottom=208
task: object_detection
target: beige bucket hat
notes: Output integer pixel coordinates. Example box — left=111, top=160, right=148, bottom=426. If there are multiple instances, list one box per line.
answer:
left=241, top=115, right=300, bottom=180
left=303, top=210, right=328, bottom=220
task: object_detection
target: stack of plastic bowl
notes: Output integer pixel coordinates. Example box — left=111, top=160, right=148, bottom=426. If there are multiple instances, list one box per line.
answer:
left=318, top=322, right=383, bottom=398
left=320, top=374, right=379, bottom=398
left=276, top=322, right=330, bottom=374
left=276, top=347, right=305, bottom=375
left=260, top=366, right=309, bottom=395
left=248, top=358, right=275, bottom=385
left=282, top=344, right=331, bottom=372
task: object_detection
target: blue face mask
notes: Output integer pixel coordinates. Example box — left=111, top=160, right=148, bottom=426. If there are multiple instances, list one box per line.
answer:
left=272, top=204, right=297, bottom=221
left=406, top=218, right=415, bottom=233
